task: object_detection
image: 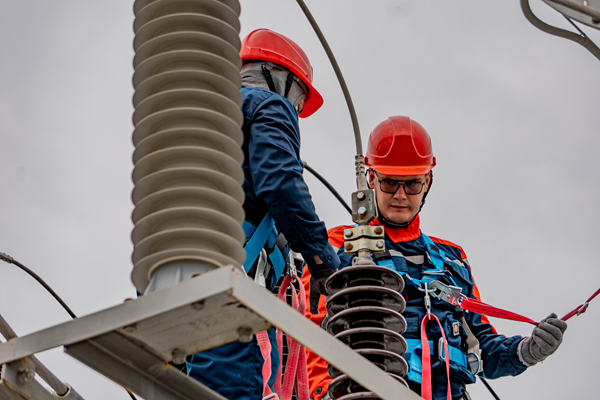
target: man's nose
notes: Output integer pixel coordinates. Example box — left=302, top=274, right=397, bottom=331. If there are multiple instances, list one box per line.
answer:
left=393, top=185, right=407, bottom=199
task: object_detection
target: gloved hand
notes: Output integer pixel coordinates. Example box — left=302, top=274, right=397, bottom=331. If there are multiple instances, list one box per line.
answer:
left=518, top=313, right=567, bottom=367
left=309, top=263, right=335, bottom=315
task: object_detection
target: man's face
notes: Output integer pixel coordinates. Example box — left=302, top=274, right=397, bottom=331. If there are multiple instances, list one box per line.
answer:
left=369, top=170, right=430, bottom=224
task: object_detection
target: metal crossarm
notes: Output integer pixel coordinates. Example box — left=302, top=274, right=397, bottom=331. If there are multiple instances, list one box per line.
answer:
left=0, top=267, right=419, bottom=400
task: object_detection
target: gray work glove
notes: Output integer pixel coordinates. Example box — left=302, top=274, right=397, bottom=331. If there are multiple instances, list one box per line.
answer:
left=518, top=313, right=567, bottom=367
left=309, top=264, right=335, bottom=315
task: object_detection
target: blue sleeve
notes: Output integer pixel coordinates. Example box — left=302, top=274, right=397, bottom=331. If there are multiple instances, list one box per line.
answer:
left=465, top=295, right=527, bottom=379
left=247, top=94, right=340, bottom=275
left=465, top=282, right=527, bottom=379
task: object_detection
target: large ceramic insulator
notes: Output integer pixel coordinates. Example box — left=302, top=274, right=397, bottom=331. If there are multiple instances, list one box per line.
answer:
left=325, top=265, right=409, bottom=400
left=130, top=0, right=245, bottom=293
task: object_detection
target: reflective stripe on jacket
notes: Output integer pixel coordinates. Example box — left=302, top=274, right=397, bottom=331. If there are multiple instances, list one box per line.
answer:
left=302, top=215, right=527, bottom=400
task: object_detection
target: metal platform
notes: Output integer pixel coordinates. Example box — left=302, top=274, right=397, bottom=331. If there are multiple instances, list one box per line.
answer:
left=0, top=267, right=419, bottom=400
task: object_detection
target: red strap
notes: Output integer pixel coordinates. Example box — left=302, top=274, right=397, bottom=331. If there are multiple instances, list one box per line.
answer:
left=275, top=274, right=310, bottom=400
left=459, top=286, right=600, bottom=327
left=459, top=297, right=539, bottom=326
left=257, top=331, right=274, bottom=397
left=420, top=315, right=451, bottom=400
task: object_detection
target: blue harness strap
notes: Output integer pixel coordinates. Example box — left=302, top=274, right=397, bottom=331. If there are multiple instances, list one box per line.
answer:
left=375, top=232, right=466, bottom=384
left=242, top=213, right=285, bottom=283
left=404, top=339, right=467, bottom=383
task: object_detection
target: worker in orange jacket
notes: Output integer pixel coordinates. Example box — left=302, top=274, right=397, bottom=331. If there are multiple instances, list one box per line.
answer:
left=302, top=116, right=567, bottom=400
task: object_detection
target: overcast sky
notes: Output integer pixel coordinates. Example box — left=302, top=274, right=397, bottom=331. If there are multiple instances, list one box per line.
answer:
left=1, top=1, right=599, bottom=399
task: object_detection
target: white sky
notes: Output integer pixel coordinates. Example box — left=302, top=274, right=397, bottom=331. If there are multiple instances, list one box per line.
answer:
left=1, top=1, right=599, bottom=399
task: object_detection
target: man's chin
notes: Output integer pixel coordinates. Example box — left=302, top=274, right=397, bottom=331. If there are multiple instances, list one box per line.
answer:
left=382, top=210, right=413, bottom=225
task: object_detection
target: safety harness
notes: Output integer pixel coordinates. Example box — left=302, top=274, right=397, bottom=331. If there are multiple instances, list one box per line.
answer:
left=375, top=231, right=600, bottom=400
left=243, top=213, right=310, bottom=400
left=375, top=233, right=482, bottom=400
left=242, top=213, right=287, bottom=286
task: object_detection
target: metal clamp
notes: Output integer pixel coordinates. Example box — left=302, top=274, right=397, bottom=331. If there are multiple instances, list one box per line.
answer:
left=428, top=280, right=464, bottom=306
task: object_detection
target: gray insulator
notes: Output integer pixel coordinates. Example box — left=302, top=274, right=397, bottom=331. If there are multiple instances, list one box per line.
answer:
left=131, top=0, right=244, bottom=293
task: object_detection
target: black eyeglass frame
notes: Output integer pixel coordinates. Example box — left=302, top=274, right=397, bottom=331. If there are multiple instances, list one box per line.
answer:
left=373, top=171, right=427, bottom=195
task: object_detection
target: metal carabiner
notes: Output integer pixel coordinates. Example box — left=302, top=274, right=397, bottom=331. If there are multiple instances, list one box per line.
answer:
left=422, top=282, right=432, bottom=320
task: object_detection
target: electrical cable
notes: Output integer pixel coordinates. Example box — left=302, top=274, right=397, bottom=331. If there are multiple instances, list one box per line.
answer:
left=0, top=251, right=138, bottom=400
left=294, top=0, right=370, bottom=192
left=480, top=377, right=501, bottom=400
left=0, top=252, right=77, bottom=319
left=303, top=161, right=352, bottom=215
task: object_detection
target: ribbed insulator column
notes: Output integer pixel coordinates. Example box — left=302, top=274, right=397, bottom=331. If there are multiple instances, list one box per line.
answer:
left=130, top=0, right=245, bottom=293
left=325, top=265, right=409, bottom=400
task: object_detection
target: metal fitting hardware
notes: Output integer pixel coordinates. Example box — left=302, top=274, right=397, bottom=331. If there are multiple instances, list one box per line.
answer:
left=343, top=225, right=386, bottom=255
left=427, top=280, right=464, bottom=306
left=351, top=189, right=377, bottom=224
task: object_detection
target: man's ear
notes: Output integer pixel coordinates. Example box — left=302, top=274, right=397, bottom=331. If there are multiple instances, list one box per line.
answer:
left=367, top=169, right=375, bottom=189
left=424, top=172, right=432, bottom=190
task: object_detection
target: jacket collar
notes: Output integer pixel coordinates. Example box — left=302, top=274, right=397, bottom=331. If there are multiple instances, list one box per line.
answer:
left=372, top=214, right=421, bottom=243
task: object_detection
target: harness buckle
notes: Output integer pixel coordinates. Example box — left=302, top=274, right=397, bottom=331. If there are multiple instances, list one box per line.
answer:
left=438, top=338, right=446, bottom=361
left=263, top=394, right=280, bottom=400
left=254, top=249, right=268, bottom=288
left=467, top=352, right=482, bottom=375
left=428, top=280, right=464, bottom=306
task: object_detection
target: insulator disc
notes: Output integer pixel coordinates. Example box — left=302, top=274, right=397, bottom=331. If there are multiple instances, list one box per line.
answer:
left=327, top=306, right=407, bottom=336
left=334, top=327, right=407, bottom=355
left=131, top=167, right=244, bottom=204
left=328, top=374, right=408, bottom=400
left=133, top=126, right=243, bottom=164
left=131, top=186, right=244, bottom=224
left=133, top=107, right=241, bottom=146
left=134, top=0, right=240, bottom=34
left=134, top=13, right=240, bottom=53
left=132, top=227, right=246, bottom=265
left=326, top=266, right=404, bottom=295
left=131, top=248, right=240, bottom=290
left=132, top=147, right=243, bottom=185
left=134, top=0, right=241, bottom=16
left=134, top=70, right=242, bottom=109
left=326, top=286, right=406, bottom=316
left=131, top=206, right=245, bottom=244
left=133, top=49, right=241, bottom=90
left=135, top=31, right=240, bottom=69
left=328, top=349, right=408, bottom=379
left=133, top=88, right=242, bottom=127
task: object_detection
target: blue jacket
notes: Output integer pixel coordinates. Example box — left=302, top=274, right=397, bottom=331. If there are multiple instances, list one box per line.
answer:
left=187, top=87, right=339, bottom=400
left=241, top=86, right=340, bottom=276
left=303, top=216, right=527, bottom=400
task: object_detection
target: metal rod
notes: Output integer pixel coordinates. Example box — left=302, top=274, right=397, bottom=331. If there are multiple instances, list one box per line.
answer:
left=0, top=313, right=70, bottom=396
left=521, top=0, right=600, bottom=60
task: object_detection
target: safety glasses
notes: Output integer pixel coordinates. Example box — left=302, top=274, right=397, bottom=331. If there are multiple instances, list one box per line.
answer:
left=374, top=172, right=426, bottom=195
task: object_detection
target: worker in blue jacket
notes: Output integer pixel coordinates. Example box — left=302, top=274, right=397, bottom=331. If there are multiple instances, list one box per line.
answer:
left=186, top=29, right=340, bottom=400
left=302, top=116, right=567, bottom=400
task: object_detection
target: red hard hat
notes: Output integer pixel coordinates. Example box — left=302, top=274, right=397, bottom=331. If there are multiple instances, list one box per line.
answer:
left=240, top=29, right=323, bottom=118
left=365, top=116, right=436, bottom=175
